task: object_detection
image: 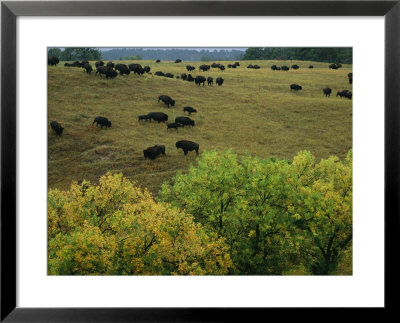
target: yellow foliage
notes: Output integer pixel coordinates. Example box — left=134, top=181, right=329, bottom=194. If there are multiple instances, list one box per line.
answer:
left=48, top=173, right=232, bottom=275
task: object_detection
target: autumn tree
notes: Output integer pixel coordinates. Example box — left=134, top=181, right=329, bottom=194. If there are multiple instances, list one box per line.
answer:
left=48, top=173, right=232, bottom=275
left=158, top=149, right=352, bottom=275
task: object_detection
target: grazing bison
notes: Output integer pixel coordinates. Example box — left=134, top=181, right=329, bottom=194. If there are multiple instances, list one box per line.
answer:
left=207, top=77, right=213, bottom=86
left=281, top=66, right=290, bottom=71
left=164, top=73, right=174, bottom=78
left=64, top=63, right=74, bottom=67
left=143, top=66, right=151, bottom=73
left=138, top=115, right=151, bottom=122
left=83, top=63, right=93, bottom=74
left=158, top=95, right=175, bottom=108
left=181, top=73, right=187, bottom=80
left=176, top=140, right=199, bottom=155
left=291, top=64, right=299, bottom=70
left=143, top=145, right=166, bottom=160
left=187, top=74, right=194, bottom=82
left=96, top=66, right=117, bottom=78
left=290, top=84, right=302, bottom=91
left=336, top=90, right=352, bottom=99
left=175, top=116, right=195, bottom=127
left=48, top=56, right=59, bottom=66
left=195, top=76, right=206, bottom=86
left=227, top=64, right=232, bottom=68
left=92, top=116, right=111, bottom=128
left=211, top=63, right=220, bottom=68
left=199, top=64, right=211, bottom=72
left=167, top=122, right=182, bottom=130
left=156, top=59, right=161, bottom=63
left=218, top=65, right=225, bottom=71
left=247, top=64, right=254, bottom=69
left=95, top=61, right=105, bottom=68
left=147, top=112, right=168, bottom=123
left=175, top=59, right=182, bottom=63
left=276, top=67, right=281, bottom=71
left=253, top=65, right=260, bottom=69
left=155, top=71, right=165, bottom=76
left=183, top=106, right=197, bottom=115
left=107, top=61, right=114, bottom=68
left=115, top=64, right=130, bottom=75
left=186, top=65, right=195, bottom=71
left=216, top=77, right=224, bottom=86
left=50, top=121, right=64, bottom=135
left=234, top=62, right=240, bottom=67
left=271, top=65, right=278, bottom=71
left=323, top=88, right=332, bottom=97
left=348, top=72, right=353, bottom=84
left=309, top=65, right=314, bottom=69
left=329, top=63, right=339, bottom=69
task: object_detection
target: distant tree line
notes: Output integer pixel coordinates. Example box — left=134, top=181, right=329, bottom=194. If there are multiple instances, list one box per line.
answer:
left=48, top=48, right=102, bottom=61
left=101, top=48, right=245, bottom=61
left=242, top=48, right=352, bottom=64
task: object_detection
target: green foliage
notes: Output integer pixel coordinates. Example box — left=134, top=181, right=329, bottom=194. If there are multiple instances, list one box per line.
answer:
left=123, top=55, right=142, bottom=60
left=48, top=173, right=232, bottom=275
left=159, top=149, right=352, bottom=275
left=59, top=47, right=102, bottom=61
left=48, top=48, right=61, bottom=58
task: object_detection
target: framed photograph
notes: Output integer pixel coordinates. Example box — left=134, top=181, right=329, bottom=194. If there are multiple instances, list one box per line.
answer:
left=1, top=0, right=398, bottom=321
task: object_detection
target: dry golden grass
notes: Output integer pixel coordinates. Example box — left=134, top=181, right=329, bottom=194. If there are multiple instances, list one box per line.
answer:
left=48, top=59, right=352, bottom=195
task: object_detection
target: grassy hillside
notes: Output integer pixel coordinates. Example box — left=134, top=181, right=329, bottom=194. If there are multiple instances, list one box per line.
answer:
left=48, top=59, right=352, bottom=195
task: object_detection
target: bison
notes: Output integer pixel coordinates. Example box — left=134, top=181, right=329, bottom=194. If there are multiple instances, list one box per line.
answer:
left=199, top=64, right=211, bottom=72
left=144, top=66, right=151, bottom=73
left=158, top=95, right=175, bottom=108
left=143, top=145, right=166, bottom=160
left=147, top=112, right=168, bottom=123
left=207, top=77, right=213, bottom=86
left=155, top=71, right=165, bottom=77
left=195, top=76, right=206, bottom=86
left=50, top=121, right=64, bottom=135
left=187, top=74, right=194, bottom=82
left=309, top=65, right=314, bottom=69
left=291, top=64, right=299, bottom=70
left=95, top=61, right=105, bottom=68
left=176, top=140, right=199, bottom=155
left=323, top=88, right=332, bottom=97
left=83, top=63, right=93, bottom=74
left=175, top=116, right=195, bottom=127
left=92, top=116, right=111, bottom=128
left=181, top=73, right=188, bottom=80
left=290, top=84, right=302, bottom=91
left=107, top=61, right=115, bottom=68
left=216, top=77, right=224, bottom=86
left=336, top=90, right=352, bottom=99
left=164, top=73, right=174, bottom=78
left=96, top=66, right=117, bottom=78
left=138, top=115, right=151, bottom=122
left=48, top=56, right=59, bottom=66
left=167, top=122, right=182, bottom=130
left=183, top=107, right=197, bottom=115
left=175, top=59, right=182, bottom=63
left=186, top=65, right=195, bottom=71
left=281, top=66, right=290, bottom=71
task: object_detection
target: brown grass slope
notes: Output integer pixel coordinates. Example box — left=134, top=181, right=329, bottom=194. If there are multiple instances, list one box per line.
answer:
left=48, top=60, right=352, bottom=195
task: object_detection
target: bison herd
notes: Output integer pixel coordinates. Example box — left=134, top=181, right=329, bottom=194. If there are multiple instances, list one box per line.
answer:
left=50, top=57, right=352, bottom=162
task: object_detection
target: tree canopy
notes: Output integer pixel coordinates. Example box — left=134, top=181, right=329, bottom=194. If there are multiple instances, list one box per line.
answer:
left=159, top=149, right=352, bottom=275
left=48, top=173, right=232, bottom=275
left=242, top=47, right=352, bottom=64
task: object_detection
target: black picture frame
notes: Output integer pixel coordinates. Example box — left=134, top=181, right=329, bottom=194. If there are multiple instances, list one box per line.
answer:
left=1, top=1, right=399, bottom=321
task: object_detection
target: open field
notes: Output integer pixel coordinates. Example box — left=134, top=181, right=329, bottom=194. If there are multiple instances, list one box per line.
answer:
left=48, top=60, right=352, bottom=195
